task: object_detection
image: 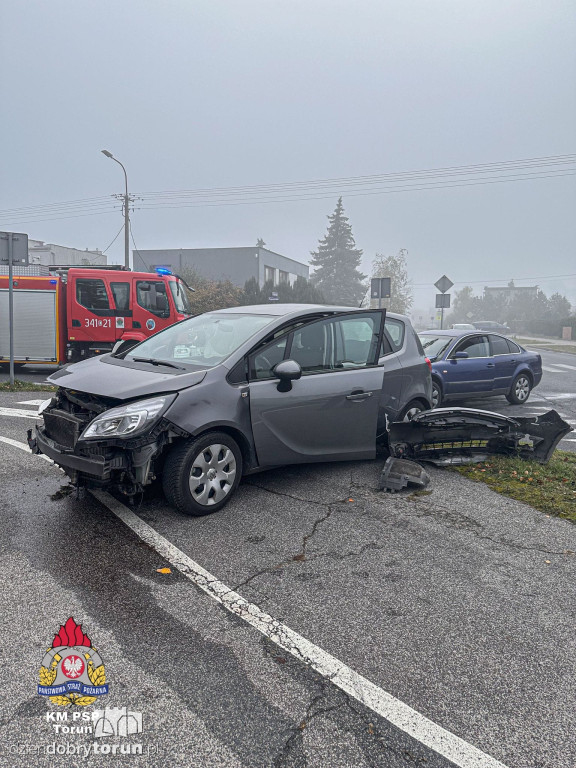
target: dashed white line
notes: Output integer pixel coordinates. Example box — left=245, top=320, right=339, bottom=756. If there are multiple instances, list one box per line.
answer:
left=542, top=366, right=568, bottom=373
left=0, top=435, right=52, bottom=462
left=16, top=399, right=49, bottom=407
left=552, top=363, right=576, bottom=371
left=0, top=435, right=510, bottom=768
left=0, top=406, right=40, bottom=419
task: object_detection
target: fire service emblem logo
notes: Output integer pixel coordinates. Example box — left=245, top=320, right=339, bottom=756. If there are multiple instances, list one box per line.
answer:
left=38, top=617, right=109, bottom=706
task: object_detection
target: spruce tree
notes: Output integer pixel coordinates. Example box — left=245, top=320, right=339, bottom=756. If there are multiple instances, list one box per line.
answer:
left=310, top=197, right=366, bottom=306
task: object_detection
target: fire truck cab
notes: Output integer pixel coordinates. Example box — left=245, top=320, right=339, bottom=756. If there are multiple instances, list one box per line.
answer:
left=65, top=266, right=192, bottom=362
left=0, top=266, right=192, bottom=367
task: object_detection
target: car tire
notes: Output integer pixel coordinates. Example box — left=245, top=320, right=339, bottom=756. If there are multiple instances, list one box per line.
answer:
left=431, top=380, right=443, bottom=408
left=162, top=432, right=243, bottom=516
left=399, top=400, right=426, bottom=422
left=506, top=373, right=532, bottom=405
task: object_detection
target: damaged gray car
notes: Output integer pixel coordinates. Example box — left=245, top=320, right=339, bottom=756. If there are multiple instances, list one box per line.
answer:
left=28, top=304, right=432, bottom=515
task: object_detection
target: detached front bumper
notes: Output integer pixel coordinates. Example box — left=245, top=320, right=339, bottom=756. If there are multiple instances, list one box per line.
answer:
left=28, top=425, right=127, bottom=480
left=388, top=408, right=572, bottom=465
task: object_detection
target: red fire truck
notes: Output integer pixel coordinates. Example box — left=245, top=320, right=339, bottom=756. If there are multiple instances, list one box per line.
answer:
left=0, top=266, right=193, bottom=367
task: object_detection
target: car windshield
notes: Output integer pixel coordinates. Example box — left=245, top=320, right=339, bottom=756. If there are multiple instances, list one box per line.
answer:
left=169, top=280, right=193, bottom=314
left=418, top=334, right=454, bottom=361
left=125, top=312, right=277, bottom=368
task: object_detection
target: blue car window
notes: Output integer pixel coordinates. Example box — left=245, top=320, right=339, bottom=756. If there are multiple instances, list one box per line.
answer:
left=450, top=335, right=490, bottom=358
left=507, top=339, right=521, bottom=353
left=490, top=335, right=510, bottom=355
left=418, top=334, right=454, bottom=361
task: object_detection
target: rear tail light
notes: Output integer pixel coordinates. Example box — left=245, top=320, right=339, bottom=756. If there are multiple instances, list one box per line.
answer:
left=425, top=357, right=432, bottom=372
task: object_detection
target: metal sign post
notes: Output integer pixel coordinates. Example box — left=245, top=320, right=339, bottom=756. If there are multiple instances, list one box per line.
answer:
left=434, top=275, right=453, bottom=330
left=0, top=232, right=29, bottom=385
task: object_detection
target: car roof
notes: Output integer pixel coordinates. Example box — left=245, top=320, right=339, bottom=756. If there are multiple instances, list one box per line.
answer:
left=419, top=329, right=459, bottom=336
left=212, top=304, right=407, bottom=321
left=420, top=329, right=514, bottom=340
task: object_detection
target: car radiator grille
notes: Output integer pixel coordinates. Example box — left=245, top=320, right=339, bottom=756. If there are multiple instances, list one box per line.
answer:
left=43, top=410, right=83, bottom=449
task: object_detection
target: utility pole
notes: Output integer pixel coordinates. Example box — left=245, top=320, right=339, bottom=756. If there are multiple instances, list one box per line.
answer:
left=101, top=150, right=131, bottom=269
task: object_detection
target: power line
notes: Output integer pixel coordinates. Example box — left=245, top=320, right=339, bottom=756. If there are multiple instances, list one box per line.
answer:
left=132, top=171, right=575, bottom=212
left=0, top=153, right=573, bottom=224
left=102, top=223, right=125, bottom=254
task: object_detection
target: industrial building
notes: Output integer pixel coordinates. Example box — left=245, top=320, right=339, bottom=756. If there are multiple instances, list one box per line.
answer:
left=132, top=246, right=309, bottom=288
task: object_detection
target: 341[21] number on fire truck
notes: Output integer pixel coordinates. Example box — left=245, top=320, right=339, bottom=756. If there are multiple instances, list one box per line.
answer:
left=0, top=265, right=193, bottom=368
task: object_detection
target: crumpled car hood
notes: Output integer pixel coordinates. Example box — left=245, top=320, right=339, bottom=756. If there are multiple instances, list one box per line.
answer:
left=388, top=408, right=572, bottom=465
left=48, top=354, right=207, bottom=400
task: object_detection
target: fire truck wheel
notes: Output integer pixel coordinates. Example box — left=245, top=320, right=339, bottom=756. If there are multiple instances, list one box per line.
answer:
left=162, top=432, right=243, bottom=516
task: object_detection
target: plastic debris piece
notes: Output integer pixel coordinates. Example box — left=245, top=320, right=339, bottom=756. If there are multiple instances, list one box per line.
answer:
left=379, top=457, right=431, bottom=493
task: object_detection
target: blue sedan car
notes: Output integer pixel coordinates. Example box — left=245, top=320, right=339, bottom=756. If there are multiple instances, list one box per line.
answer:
left=418, top=330, right=542, bottom=408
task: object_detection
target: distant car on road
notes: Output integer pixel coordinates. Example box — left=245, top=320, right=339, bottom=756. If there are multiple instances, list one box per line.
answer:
left=418, top=330, right=542, bottom=408
left=450, top=323, right=476, bottom=330
left=31, top=305, right=432, bottom=516
left=472, top=320, right=511, bottom=334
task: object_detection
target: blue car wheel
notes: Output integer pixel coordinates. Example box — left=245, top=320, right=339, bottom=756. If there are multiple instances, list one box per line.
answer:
left=431, top=380, right=442, bottom=408
left=506, top=373, right=532, bottom=405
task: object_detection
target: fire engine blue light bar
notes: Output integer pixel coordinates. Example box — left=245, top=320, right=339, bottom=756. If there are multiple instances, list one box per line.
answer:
left=155, top=267, right=172, bottom=276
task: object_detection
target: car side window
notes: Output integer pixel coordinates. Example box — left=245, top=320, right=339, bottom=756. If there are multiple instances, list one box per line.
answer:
left=507, top=339, right=521, bottom=353
left=490, top=335, right=510, bottom=355
left=380, top=318, right=405, bottom=357
left=451, top=335, right=490, bottom=359
left=290, top=320, right=333, bottom=373
left=249, top=337, right=288, bottom=380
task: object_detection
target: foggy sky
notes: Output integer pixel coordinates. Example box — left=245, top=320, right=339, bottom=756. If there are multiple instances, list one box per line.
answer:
left=2, top=0, right=575, bottom=310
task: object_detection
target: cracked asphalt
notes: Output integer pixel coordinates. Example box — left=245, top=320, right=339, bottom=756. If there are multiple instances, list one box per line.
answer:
left=1, top=361, right=576, bottom=767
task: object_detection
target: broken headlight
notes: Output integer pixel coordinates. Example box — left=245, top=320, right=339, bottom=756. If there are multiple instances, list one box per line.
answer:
left=79, top=394, right=176, bottom=441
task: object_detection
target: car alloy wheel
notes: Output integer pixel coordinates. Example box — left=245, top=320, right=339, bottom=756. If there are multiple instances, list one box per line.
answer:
left=163, top=431, right=243, bottom=516
left=506, top=373, right=532, bottom=405
left=431, top=382, right=442, bottom=408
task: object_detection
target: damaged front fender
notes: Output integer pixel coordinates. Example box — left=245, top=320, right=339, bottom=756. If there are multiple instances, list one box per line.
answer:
left=388, top=408, right=572, bottom=466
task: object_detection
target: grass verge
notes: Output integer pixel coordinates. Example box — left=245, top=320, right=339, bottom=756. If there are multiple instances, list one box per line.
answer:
left=453, top=450, right=576, bottom=522
left=0, top=379, right=56, bottom=392
left=515, top=339, right=576, bottom=355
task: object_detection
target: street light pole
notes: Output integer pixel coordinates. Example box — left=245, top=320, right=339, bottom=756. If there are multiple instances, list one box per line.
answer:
left=101, top=149, right=130, bottom=269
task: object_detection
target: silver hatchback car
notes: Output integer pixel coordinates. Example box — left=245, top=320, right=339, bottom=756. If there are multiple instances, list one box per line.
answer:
left=30, top=305, right=432, bottom=515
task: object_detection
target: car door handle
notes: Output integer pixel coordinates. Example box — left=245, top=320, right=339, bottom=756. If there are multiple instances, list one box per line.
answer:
left=346, top=390, right=372, bottom=401
left=486, top=363, right=495, bottom=367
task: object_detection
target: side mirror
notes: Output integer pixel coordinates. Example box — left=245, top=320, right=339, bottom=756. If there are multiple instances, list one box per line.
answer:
left=453, top=351, right=469, bottom=359
left=112, top=338, right=139, bottom=356
left=273, top=359, right=302, bottom=391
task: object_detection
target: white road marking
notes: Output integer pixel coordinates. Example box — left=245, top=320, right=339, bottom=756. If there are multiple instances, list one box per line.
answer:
left=552, top=363, right=576, bottom=371
left=0, top=407, right=40, bottom=419
left=16, top=399, right=49, bottom=407
left=88, top=489, right=510, bottom=768
left=561, top=438, right=576, bottom=443
left=541, top=366, right=568, bottom=373
left=0, top=435, right=53, bottom=462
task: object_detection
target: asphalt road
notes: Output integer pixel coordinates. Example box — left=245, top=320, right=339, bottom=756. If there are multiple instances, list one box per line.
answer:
left=0, top=349, right=575, bottom=767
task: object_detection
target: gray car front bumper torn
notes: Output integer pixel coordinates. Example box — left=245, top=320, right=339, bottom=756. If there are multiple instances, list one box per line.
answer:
left=387, top=408, right=572, bottom=466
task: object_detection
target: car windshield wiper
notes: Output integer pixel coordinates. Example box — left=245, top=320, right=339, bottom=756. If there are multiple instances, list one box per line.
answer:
left=131, top=357, right=185, bottom=370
